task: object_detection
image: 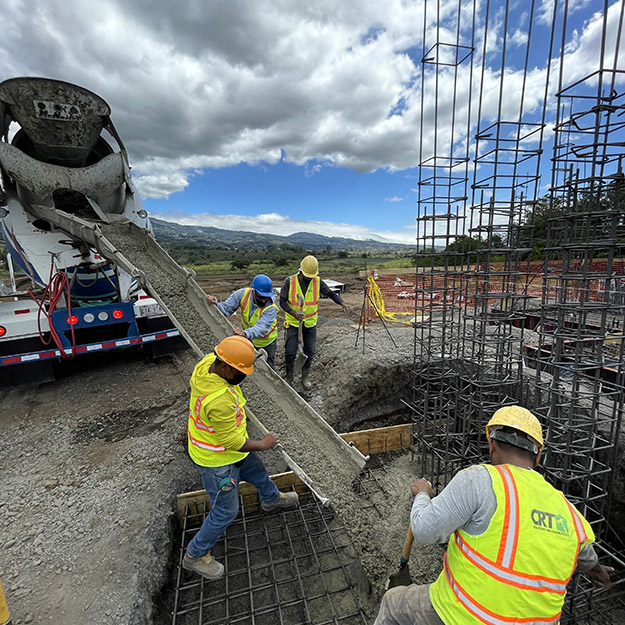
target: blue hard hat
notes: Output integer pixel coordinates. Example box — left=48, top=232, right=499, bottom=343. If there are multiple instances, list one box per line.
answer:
left=250, top=274, right=274, bottom=298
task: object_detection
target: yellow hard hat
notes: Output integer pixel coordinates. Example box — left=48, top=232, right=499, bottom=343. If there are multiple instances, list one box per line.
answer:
left=214, top=336, right=255, bottom=374
left=486, top=405, right=544, bottom=453
left=300, top=255, right=319, bottom=278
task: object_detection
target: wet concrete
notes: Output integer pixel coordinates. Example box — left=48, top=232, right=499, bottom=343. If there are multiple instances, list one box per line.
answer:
left=99, top=222, right=441, bottom=603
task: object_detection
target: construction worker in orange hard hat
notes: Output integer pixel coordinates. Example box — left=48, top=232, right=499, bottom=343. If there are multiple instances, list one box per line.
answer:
left=374, top=405, right=613, bottom=625
left=183, top=336, right=298, bottom=581
left=280, top=255, right=351, bottom=389
left=206, top=274, right=279, bottom=369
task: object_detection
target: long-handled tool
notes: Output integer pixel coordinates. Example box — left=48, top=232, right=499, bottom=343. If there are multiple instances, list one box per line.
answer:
left=293, top=294, right=308, bottom=375
left=386, top=527, right=414, bottom=589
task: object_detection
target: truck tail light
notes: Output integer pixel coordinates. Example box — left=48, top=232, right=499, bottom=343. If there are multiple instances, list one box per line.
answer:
left=67, top=315, right=79, bottom=325
left=0, top=326, right=6, bottom=337
left=112, top=309, right=124, bottom=319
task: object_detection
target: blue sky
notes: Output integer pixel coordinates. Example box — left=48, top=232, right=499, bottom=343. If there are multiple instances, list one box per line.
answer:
left=144, top=161, right=418, bottom=241
left=1, top=0, right=622, bottom=244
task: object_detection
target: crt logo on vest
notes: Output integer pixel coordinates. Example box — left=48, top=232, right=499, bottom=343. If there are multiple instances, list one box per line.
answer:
left=531, top=509, right=569, bottom=536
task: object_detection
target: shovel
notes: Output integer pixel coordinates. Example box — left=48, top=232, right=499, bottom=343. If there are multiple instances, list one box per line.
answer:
left=293, top=294, right=308, bottom=375
left=386, top=527, right=414, bottom=589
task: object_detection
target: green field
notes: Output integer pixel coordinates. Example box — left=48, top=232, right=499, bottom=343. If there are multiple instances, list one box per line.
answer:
left=0, top=238, right=415, bottom=284
left=182, top=251, right=414, bottom=276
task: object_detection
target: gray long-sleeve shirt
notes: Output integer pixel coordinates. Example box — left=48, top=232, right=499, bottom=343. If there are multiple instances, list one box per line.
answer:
left=411, top=464, right=597, bottom=571
left=216, top=288, right=277, bottom=341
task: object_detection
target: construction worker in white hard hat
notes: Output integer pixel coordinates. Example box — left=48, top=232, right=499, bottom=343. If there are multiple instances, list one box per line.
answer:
left=374, top=405, right=613, bottom=625
left=206, top=274, right=279, bottom=369
left=183, top=336, right=298, bottom=581
left=279, top=255, right=351, bottom=389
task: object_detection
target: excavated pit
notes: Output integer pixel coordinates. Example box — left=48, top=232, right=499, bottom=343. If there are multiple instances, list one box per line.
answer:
left=157, top=450, right=445, bottom=625
left=97, top=222, right=432, bottom=601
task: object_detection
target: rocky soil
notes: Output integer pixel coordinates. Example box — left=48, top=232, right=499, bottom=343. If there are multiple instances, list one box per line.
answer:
left=0, top=276, right=428, bottom=625
left=2, top=271, right=623, bottom=624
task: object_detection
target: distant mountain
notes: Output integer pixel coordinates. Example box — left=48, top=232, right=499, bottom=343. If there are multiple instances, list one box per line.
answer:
left=150, top=218, right=412, bottom=251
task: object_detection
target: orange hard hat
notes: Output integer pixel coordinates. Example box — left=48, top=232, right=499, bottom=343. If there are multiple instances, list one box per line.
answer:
left=214, top=336, right=255, bottom=374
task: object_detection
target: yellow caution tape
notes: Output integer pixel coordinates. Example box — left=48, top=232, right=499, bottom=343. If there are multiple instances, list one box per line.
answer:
left=367, top=276, right=416, bottom=325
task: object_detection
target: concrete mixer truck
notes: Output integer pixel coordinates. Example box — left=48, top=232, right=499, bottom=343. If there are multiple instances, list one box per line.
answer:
left=0, top=77, right=185, bottom=385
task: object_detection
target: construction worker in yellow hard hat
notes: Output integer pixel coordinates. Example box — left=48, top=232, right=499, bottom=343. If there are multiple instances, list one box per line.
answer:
left=183, top=336, right=298, bottom=581
left=280, top=255, right=351, bottom=389
left=374, top=405, right=613, bottom=625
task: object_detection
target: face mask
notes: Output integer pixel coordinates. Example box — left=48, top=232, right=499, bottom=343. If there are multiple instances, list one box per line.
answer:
left=253, top=292, right=270, bottom=307
left=227, top=369, right=247, bottom=385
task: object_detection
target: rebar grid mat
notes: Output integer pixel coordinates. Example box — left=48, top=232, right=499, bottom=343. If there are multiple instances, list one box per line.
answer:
left=172, top=451, right=409, bottom=625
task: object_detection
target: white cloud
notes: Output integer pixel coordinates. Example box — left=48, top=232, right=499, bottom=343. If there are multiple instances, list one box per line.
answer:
left=538, top=0, right=594, bottom=26
left=152, top=211, right=416, bottom=245
left=385, top=196, right=404, bottom=202
left=0, top=0, right=622, bottom=203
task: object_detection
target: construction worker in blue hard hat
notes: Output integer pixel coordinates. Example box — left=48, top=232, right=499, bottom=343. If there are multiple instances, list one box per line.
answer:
left=280, top=255, right=351, bottom=389
left=206, top=274, right=279, bottom=369
left=374, top=405, right=613, bottom=625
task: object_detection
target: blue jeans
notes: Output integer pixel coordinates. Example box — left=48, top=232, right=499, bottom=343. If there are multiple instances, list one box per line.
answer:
left=186, top=452, right=281, bottom=558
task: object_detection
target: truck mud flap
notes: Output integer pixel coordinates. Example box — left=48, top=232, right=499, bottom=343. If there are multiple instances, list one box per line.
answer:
left=1, top=359, right=55, bottom=387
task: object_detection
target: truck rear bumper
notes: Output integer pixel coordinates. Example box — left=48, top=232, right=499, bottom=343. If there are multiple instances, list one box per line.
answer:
left=0, top=328, right=182, bottom=366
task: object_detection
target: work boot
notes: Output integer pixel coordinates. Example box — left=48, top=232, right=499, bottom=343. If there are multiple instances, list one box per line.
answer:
left=261, top=491, right=299, bottom=512
left=301, top=366, right=312, bottom=391
left=182, top=551, right=225, bottom=580
left=285, top=363, right=294, bottom=385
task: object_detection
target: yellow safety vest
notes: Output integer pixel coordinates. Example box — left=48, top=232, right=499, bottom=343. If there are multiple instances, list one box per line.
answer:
left=284, top=274, right=320, bottom=328
left=187, top=367, right=249, bottom=467
left=240, top=287, right=278, bottom=348
left=430, top=464, right=594, bottom=625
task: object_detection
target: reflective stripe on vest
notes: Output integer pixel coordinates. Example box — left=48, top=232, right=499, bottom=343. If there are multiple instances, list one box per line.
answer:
left=562, top=496, right=591, bottom=579
left=240, top=287, right=278, bottom=347
left=285, top=275, right=320, bottom=328
left=440, top=554, right=561, bottom=625
left=497, top=464, right=520, bottom=568
left=429, top=464, right=595, bottom=625
left=454, top=532, right=568, bottom=594
left=187, top=377, right=248, bottom=466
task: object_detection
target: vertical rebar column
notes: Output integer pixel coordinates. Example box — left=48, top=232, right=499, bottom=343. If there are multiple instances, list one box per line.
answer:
left=412, top=0, right=476, bottom=488
left=536, top=90, right=625, bottom=520
left=532, top=1, right=625, bottom=620
left=458, top=0, right=555, bottom=462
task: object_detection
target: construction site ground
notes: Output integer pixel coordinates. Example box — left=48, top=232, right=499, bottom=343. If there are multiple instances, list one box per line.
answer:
left=2, top=273, right=625, bottom=624
left=0, top=276, right=425, bottom=625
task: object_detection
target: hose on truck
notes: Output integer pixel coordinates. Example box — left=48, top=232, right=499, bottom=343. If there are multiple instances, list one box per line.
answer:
left=28, top=258, right=76, bottom=359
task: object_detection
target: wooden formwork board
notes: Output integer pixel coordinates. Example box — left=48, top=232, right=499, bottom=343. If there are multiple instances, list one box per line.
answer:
left=176, top=423, right=413, bottom=525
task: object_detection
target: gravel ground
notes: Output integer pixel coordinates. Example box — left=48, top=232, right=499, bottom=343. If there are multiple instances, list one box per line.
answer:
left=0, top=350, right=199, bottom=625
left=3, top=248, right=622, bottom=623
left=0, top=311, right=434, bottom=624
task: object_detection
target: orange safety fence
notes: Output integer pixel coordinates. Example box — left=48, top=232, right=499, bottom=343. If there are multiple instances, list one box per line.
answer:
left=363, top=262, right=625, bottom=322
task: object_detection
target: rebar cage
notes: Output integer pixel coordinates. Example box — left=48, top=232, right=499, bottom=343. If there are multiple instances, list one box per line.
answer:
left=409, top=1, right=625, bottom=622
